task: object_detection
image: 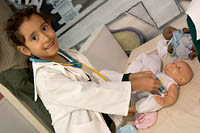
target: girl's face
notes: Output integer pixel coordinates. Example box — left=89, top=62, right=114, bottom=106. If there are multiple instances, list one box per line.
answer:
left=18, top=14, right=59, bottom=61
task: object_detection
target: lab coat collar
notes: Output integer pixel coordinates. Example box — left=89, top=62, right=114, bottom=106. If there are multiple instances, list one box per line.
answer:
left=32, top=50, right=90, bottom=101
left=32, top=61, right=62, bottom=101
left=31, top=50, right=71, bottom=101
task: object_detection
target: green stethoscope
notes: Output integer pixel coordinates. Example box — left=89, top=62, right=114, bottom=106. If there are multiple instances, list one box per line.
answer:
left=29, top=49, right=108, bottom=82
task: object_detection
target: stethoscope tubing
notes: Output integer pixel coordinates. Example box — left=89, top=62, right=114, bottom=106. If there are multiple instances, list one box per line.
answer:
left=30, top=50, right=108, bottom=82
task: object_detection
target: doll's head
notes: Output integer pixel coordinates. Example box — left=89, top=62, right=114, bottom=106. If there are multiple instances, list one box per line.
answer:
left=164, top=61, right=193, bottom=85
left=163, top=26, right=178, bottom=55
left=162, top=26, right=177, bottom=40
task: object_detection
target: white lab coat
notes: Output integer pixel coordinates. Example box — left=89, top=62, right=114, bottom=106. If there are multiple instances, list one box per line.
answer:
left=32, top=49, right=131, bottom=133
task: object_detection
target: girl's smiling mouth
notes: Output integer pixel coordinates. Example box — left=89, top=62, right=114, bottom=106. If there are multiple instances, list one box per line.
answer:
left=46, top=40, right=55, bottom=49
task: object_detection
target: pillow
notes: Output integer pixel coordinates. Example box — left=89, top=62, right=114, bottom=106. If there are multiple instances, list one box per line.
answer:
left=111, top=27, right=144, bottom=52
left=0, top=30, right=28, bottom=72
left=0, top=2, right=28, bottom=72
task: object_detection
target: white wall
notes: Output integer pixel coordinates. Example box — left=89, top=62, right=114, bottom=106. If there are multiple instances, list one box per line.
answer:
left=59, top=0, right=183, bottom=49
left=0, top=99, right=38, bottom=133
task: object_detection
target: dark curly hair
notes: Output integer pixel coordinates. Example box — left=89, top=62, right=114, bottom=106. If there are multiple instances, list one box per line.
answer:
left=4, top=5, right=49, bottom=47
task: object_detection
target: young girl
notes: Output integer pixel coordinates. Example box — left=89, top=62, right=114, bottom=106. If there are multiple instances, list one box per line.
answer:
left=5, top=6, right=161, bottom=133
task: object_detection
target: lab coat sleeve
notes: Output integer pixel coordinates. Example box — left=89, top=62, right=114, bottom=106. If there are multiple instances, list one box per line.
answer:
left=36, top=67, right=131, bottom=116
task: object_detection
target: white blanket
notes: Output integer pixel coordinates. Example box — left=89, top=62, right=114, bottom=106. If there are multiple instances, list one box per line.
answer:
left=126, top=53, right=161, bottom=74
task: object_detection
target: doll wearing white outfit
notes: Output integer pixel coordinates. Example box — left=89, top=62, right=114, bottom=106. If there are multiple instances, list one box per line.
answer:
left=126, top=54, right=193, bottom=114
left=134, top=72, right=177, bottom=113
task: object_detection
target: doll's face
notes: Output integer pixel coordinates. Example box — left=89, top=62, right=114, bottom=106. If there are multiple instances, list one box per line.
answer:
left=163, top=26, right=177, bottom=40
left=164, top=61, right=193, bottom=85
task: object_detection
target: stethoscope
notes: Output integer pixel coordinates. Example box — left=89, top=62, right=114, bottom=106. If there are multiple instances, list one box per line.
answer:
left=29, top=49, right=108, bottom=82
left=156, top=77, right=167, bottom=97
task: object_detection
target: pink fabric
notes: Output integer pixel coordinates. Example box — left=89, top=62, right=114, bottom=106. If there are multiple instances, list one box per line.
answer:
left=135, top=112, right=157, bottom=129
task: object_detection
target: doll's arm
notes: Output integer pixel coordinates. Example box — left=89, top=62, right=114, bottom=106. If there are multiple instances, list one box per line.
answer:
left=123, top=106, right=136, bottom=119
left=154, top=84, right=178, bottom=106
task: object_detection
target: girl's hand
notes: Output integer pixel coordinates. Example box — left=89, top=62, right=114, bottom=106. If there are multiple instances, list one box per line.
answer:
left=131, top=77, right=161, bottom=92
left=129, top=71, right=156, bottom=81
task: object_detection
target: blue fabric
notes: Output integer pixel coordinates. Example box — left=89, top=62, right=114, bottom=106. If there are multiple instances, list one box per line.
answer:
left=169, top=30, right=190, bottom=56
left=116, top=124, right=138, bottom=133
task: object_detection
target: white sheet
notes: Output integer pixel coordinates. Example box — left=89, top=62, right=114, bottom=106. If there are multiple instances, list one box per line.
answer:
left=139, top=58, right=200, bottom=133
left=126, top=53, right=161, bottom=74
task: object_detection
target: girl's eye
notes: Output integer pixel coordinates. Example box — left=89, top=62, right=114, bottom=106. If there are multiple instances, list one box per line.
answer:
left=31, top=35, right=38, bottom=41
left=42, top=25, right=48, bottom=31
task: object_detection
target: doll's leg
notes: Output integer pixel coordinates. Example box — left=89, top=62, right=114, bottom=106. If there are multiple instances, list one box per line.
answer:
left=192, top=45, right=198, bottom=56
left=123, top=106, right=136, bottom=119
left=129, top=106, right=136, bottom=113
left=189, top=46, right=198, bottom=59
left=128, top=112, right=158, bottom=129
left=135, top=94, right=162, bottom=113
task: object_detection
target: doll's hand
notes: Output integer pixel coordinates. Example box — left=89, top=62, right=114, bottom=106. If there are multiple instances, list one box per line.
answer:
left=189, top=52, right=197, bottom=60
left=129, top=71, right=156, bottom=81
left=189, top=50, right=198, bottom=60
left=183, top=28, right=190, bottom=33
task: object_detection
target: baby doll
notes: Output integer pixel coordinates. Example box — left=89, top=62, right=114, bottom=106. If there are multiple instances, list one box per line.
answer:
left=124, top=53, right=193, bottom=129
left=162, top=26, right=198, bottom=60
left=129, top=60, right=193, bottom=114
